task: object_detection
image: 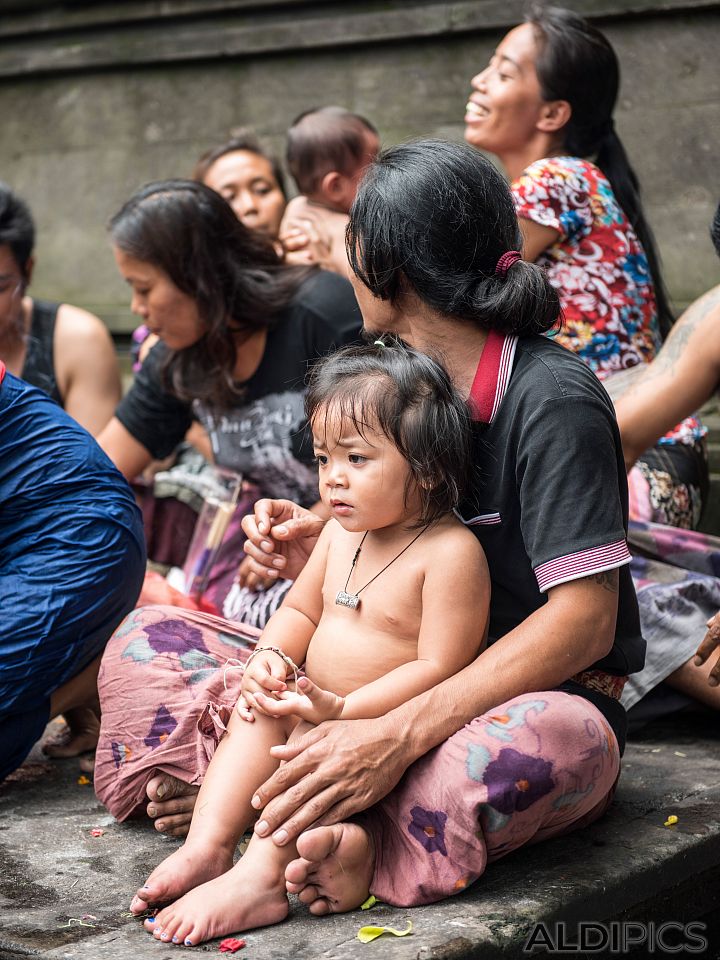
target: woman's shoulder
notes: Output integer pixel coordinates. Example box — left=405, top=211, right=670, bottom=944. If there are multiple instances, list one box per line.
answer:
left=517, top=156, right=604, bottom=197
left=511, top=336, right=613, bottom=408
left=281, top=268, right=362, bottom=343
left=290, top=268, right=358, bottom=316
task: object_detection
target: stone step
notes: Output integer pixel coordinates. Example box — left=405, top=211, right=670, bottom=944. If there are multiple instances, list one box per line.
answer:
left=1, top=714, right=719, bottom=959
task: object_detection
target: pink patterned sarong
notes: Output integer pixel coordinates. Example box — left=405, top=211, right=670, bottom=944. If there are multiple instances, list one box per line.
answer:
left=94, top=605, right=259, bottom=821
left=362, top=691, right=620, bottom=906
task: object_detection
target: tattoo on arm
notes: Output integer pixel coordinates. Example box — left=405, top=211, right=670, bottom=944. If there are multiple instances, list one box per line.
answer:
left=586, top=569, right=619, bottom=593
left=647, top=287, right=720, bottom=378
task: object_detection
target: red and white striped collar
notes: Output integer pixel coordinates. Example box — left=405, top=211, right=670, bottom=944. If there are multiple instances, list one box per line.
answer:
left=0, top=361, right=5, bottom=387
left=468, top=331, right=518, bottom=423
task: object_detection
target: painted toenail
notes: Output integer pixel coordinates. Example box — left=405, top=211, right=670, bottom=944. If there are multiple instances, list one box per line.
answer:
left=172, top=936, right=179, bottom=943
left=142, top=885, right=150, bottom=889
left=185, top=938, right=193, bottom=945
left=273, top=829, right=288, bottom=844
left=146, top=917, right=155, bottom=923
left=255, top=819, right=268, bottom=835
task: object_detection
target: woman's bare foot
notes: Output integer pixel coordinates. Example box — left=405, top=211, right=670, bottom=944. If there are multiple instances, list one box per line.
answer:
left=146, top=774, right=199, bottom=837
left=130, top=837, right=233, bottom=915
left=144, top=844, right=289, bottom=945
left=285, top=823, right=374, bottom=915
left=78, top=754, right=96, bottom=774
left=42, top=707, right=99, bottom=758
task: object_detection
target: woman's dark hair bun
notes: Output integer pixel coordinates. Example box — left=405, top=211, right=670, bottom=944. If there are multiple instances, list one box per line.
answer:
left=348, top=138, right=561, bottom=336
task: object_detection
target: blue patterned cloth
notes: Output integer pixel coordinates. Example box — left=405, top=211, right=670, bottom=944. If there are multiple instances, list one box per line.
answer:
left=0, top=367, right=146, bottom=779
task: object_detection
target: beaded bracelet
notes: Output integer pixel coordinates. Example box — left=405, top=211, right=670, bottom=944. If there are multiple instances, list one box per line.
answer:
left=244, top=645, right=300, bottom=685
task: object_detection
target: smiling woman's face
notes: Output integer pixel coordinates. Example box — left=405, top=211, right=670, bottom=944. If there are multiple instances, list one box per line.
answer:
left=113, top=246, right=205, bottom=351
left=464, top=23, right=546, bottom=159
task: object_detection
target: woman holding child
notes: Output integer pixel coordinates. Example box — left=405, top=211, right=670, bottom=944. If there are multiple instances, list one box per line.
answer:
left=96, top=138, right=643, bottom=939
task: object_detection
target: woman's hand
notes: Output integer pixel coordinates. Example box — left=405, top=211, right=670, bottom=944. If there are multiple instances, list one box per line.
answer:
left=254, top=676, right=345, bottom=726
left=236, top=554, right=275, bottom=592
left=239, top=649, right=289, bottom=719
left=250, top=714, right=415, bottom=845
left=694, top=612, right=720, bottom=687
left=241, top=498, right=325, bottom=582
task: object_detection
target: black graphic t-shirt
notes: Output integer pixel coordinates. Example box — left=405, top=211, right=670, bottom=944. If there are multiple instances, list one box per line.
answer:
left=116, top=270, right=362, bottom=506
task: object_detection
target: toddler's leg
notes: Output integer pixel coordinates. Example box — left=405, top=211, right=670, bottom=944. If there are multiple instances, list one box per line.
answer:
left=146, top=827, right=296, bottom=945
left=365, top=692, right=620, bottom=906
left=131, top=707, right=293, bottom=914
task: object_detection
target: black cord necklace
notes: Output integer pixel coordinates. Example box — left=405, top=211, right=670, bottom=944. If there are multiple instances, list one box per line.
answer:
left=335, top=526, right=429, bottom=610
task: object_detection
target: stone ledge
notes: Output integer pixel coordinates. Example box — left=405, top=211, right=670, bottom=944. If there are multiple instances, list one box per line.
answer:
left=1, top=712, right=718, bottom=958
left=0, top=0, right=718, bottom=79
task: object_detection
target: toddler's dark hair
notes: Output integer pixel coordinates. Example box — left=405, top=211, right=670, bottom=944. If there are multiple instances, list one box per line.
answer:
left=305, top=336, right=474, bottom=527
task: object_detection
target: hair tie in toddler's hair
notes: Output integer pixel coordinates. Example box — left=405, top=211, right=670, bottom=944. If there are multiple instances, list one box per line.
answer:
left=373, top=339, right=386, bottom=348
left=495, top=250, right=522, bottom=279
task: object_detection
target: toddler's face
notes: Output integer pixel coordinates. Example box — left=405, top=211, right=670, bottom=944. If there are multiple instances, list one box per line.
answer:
left=311, top=405, right=421, bottom=533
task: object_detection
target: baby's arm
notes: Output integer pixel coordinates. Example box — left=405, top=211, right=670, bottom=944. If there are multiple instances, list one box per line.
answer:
left=340, top=526, right=490, bottom=719
left=240, top=525, right=330, bottom=715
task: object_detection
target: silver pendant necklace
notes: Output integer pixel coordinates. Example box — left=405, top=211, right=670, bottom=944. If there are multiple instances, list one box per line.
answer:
left=335, top=526, right=429, bottom=609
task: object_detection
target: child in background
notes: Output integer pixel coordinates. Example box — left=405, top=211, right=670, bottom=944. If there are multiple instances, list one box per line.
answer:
left=131, top=338, right=490, bottom=946
left=280, top=107, right=380, bottom=277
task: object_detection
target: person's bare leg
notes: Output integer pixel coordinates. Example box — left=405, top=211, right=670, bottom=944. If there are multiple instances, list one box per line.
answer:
left=665, top=655, right=720, bottom=709
left=146, top=831, right=293, bottom=946
left=284, top=824, right=375, bottom=915
left=43, top=655, right=102, bottom=758
left=130, top=708, right=292, bottom=915
left=43, top=706, right=100, bottom=758
left=146, top=775, right=199, bottom=837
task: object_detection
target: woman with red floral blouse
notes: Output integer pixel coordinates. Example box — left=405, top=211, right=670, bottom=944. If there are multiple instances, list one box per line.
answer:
left=464, top=4, right=706, bottom=531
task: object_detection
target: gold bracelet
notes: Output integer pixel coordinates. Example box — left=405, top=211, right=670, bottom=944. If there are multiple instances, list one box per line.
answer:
left=244, top=646, right=300, bottom=685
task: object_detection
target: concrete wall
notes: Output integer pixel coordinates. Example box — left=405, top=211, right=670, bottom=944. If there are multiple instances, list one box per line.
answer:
left=0, top=0, right=718, bottom=333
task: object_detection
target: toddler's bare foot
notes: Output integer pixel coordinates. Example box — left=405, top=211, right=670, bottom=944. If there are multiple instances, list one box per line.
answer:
left=285, top=823, right=374, bottom=915
left=130, top=838, right=233, bottom=916
left=43, top=707, right=99, bottom=758
left=145, top=846, right=288, bottom=945
left=146, top=773, right=199, bottom=836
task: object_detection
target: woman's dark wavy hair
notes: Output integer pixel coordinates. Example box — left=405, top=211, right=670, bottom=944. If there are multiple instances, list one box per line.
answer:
left=109, top=179, right=312, bottom=407
left=527, top=4, right=674, bottom=335
left=347, top=139, right=560, bottom=336
left=192, top=128, right=288, bottom=199
left=306, top=336, right=475, bottom=527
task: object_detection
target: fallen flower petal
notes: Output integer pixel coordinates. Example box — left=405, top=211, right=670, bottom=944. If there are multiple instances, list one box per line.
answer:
left=358, top=921, right=413, bottom=943
left=219, top=937, right=246, bottom=953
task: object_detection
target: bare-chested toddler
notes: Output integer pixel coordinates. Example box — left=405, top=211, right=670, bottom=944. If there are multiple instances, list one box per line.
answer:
left=132, top=338, right=490, bottom=946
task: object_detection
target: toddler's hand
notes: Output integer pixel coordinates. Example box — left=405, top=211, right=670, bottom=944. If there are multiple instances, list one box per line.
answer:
left=254, top=676, right=344, bottom=725
left=240, top=649, right=288, bottom=716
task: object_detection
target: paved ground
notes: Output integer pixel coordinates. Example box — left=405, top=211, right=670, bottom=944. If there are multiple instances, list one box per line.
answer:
left=1, top=711, right=719, bottom=960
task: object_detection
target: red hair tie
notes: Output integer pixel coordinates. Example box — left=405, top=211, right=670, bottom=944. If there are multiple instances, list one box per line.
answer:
left=495, top=250, right=522, bottom=279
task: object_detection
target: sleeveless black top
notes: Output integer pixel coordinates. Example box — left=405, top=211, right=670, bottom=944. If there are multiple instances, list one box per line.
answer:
left=21, top=299, right=63, bottom=406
